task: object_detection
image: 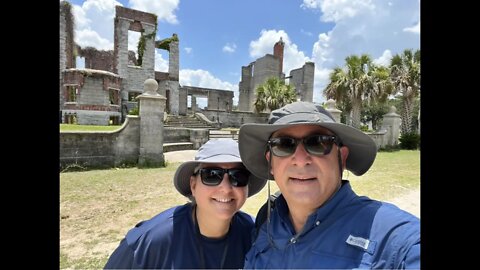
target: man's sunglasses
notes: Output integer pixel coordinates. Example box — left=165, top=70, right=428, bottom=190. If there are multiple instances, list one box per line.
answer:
left=194, top=168, right=250, bottom=187
left=268, top=134, right=340, bottom=157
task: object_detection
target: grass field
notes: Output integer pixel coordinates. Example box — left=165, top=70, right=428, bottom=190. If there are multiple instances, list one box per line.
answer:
left=60, top=150, right=419, bottom=269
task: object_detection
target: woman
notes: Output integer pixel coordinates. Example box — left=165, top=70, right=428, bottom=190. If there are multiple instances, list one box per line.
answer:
left=104, top=139, right=267, bottom=269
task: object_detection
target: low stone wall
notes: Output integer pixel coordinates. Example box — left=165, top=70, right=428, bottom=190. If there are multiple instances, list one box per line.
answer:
left=60, top=118, right=209, bottom=170
left=60, top=116, right=140, bottom=169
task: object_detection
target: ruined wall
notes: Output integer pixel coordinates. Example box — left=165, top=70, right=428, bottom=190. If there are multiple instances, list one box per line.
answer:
left=60, top=4, right=66, bottom=111
left=238, top=65, right=253, bottom=111
left=181, top=86, right=234, bottom=112
left=78, top=48, right=138, bottom=72
left=201, top=111, right=269, bottom=128
left=273, top=38, right=285, bottom=74
left=249, top=54, right=282, bottom=111
left=60, top=1, right=75, bottom=111
left=168, top=40, right=180, bottom=114
left=114, top=6, right=157, bottom=120
left=289, top=62, right=315, bottom=102
left=62, top=69, right=122, bottom=125
left=237, top=54, right=281, bottom=112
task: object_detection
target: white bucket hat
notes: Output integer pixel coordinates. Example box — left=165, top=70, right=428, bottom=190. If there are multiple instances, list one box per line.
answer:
left=174, top=138, right=267, bottom=197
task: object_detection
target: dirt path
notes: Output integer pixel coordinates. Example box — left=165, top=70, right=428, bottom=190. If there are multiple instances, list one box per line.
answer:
left=385, top=188, right=420, bottom=218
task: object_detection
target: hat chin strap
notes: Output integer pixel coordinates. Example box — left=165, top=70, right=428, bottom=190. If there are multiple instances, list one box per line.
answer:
left=337, top=146, right=343, bottom=180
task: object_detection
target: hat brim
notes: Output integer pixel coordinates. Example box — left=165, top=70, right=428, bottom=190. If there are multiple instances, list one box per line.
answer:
left=173, top=154, right=267, bottom=198
left=238, top=122, right=377, bottom=180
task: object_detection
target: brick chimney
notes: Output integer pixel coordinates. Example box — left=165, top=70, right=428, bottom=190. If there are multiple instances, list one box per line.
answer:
left=273, top=37, right=285, bottom=74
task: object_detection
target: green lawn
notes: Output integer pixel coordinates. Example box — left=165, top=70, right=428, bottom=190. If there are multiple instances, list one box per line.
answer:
left=60, top=124, right=122, bottom=132
left=60, top=150, right=419, bottom=269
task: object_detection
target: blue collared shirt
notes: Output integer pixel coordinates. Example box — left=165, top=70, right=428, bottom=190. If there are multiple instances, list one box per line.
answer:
left=245, top=180, right=420, bottom=269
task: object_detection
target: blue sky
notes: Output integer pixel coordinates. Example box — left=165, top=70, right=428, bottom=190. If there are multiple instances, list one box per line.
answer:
left=65, top=0, right=420, bottom=106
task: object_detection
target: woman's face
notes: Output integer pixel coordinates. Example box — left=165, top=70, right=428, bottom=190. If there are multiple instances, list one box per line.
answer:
left=190, top=162, right=248, bottom=221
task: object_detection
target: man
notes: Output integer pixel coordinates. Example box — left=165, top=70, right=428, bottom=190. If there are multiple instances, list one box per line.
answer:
left=238, top=101, right=420, bottom=269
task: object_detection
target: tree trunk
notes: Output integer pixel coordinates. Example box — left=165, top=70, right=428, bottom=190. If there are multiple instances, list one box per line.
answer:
left=351, top=100, right=362, bottom=129
left=401, top=97, right=414, bottom=135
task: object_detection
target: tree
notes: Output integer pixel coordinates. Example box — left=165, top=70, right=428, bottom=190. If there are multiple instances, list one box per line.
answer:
left=254, top=77, right=297, bottom=113
left=389, top=49, right=420, bottom=135
left=324, top=54, right=391, bottom=128
left=361, top=101, right=389, bottom=131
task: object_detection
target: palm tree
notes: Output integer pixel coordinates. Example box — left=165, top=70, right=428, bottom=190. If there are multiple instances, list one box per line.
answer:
left=254, top=77, right=297, bottom=113
left=324, top=54, right=391, bottom=128
left=390, top=49, right=420, bottom=135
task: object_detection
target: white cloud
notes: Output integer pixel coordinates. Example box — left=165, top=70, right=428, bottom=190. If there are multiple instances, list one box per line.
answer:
left=222, top=43, right=237, bottom=53
left=129, top=0, right=180, bottom=24
left=72, top=0, right=122, bottom=49
left=75, top=28, right=113, bottom=50
left=154, top=50, right=169, bottom=71
left=180, top=69, right=239, bottom=106
left=403, top=21, right=420, bottom=34
left=304, top=0, right=419, bottom=104
left=373, top=50, right=392, bottom=67
left=72, top=0, right=180, bottom=50
left=184, top=47, right=192, bottom=54
left=320, top=0, right=375, bottom=22
left=300, top=29, right=313, bottom=37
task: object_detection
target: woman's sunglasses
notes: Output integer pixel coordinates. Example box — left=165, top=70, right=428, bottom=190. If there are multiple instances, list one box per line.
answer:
left=194, top=168, right=250, bottom=187
left=268, top=134, right=340, bottom=157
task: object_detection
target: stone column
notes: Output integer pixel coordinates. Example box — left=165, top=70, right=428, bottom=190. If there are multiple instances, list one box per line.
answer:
left=137, top=79, right=167, bottom=167
left=168, top=40, right=180, bottom=115
left=191, top=96, right=197, bottom=113
left=325, top=99, right=342, bottom=123
left=190, top=129, right=209, bottom=149
left=381, top=106, right=402, bottom=146
left=168, top=80, right=180, bottom=115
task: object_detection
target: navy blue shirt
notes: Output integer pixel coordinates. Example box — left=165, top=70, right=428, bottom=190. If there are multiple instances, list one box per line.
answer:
left=245, top=181, right=420, bottom=269
left=105, top=203, right=255, bottom=269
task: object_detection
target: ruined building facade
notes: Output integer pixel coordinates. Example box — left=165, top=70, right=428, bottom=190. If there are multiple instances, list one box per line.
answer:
left=59, top=1, right=313, bottom=125
left=238, top=38, right=315, bottom=111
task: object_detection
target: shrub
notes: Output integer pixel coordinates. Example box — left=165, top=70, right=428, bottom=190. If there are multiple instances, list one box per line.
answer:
left=399, top=132, right=420, bottom=150
left=378, top=145, right=401, bottom=152
left=128, top=107, right=139, bottom=115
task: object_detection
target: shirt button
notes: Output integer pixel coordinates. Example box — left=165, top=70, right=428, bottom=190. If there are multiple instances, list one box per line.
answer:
left=315, top=220, right=321, bottom=226
left=290, top=237, right=296, bottom=243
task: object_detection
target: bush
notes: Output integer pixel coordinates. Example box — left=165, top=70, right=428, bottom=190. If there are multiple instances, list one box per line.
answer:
left=399, top=132, right=420, bottom=150
left=128, top=106, right=139, bottom=115
left=378, top=145, right=401, bottom=152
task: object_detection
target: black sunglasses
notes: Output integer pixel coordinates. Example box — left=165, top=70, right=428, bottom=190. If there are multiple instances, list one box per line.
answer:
left=268, top=134, right=340, bottom=157
left=194, top=168, right=250, bottom=187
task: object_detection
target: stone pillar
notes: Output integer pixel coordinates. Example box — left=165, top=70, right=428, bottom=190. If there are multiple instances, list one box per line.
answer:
left=190, top=129, right=209, bottom=149
left=167, top=80, right=180, bottom=115
left=191, top=96, right=197, bottom=112
left=137, top=79, right=167, bottom=167
left=381, top=106, right=402, bottom=146
left=325, top=99, right=342, bottom=123
left=168, top=40, right=180, bottom=115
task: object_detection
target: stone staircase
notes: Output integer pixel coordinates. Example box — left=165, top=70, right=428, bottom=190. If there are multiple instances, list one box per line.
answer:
left=164, top=114, right=217, bottom=129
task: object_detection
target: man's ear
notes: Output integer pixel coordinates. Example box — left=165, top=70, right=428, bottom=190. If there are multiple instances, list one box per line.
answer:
left=265, top=150, right=273, bottom=176
left=340, top=146, right=349, bottom=169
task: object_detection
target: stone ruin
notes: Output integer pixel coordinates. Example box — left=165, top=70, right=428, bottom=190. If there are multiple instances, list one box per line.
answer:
left=59, top=1, right=315, bottom=126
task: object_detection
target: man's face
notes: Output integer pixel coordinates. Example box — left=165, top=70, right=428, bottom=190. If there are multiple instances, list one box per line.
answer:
left=267, top=124, right=348, bottom=211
